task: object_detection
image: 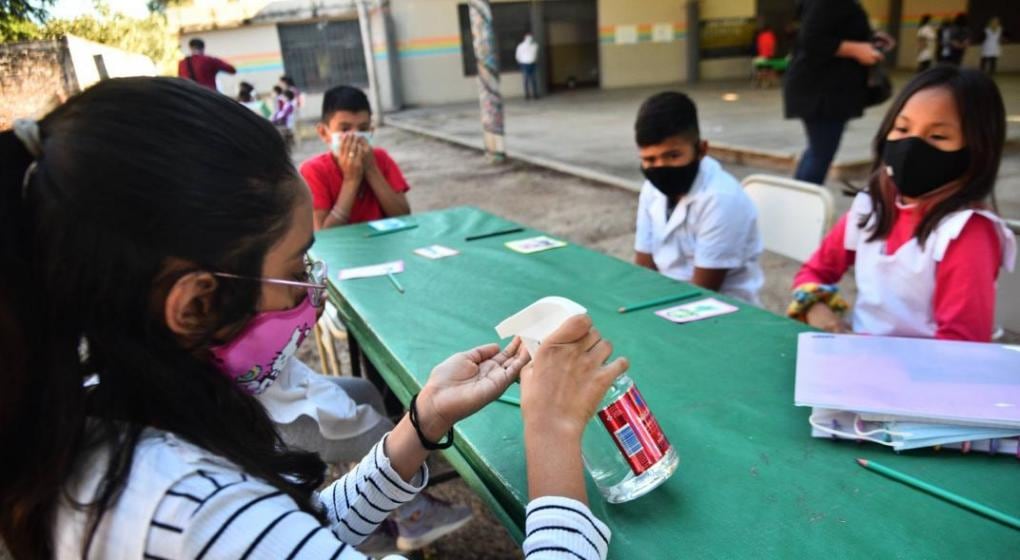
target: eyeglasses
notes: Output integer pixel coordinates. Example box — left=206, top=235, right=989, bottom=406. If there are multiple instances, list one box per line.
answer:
left=212, top=257, right=329, bottom=307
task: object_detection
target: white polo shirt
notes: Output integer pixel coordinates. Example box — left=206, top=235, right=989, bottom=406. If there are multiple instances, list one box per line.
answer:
left=634, top=156, right=764, bottom=304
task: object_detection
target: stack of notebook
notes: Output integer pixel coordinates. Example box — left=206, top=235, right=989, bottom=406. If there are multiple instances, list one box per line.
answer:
left=794, top=333, right=1020, bottom=455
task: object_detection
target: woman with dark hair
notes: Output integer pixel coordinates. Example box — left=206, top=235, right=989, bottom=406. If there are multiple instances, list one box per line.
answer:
left=789, top=67, right=1015, bottom=341
left=0, top=77, right=625, bottom=559
left=783, top=0, right=894, bottom=185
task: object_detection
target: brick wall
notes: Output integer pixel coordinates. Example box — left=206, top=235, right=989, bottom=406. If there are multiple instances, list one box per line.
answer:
left=0, top=38, right=77, bottom=131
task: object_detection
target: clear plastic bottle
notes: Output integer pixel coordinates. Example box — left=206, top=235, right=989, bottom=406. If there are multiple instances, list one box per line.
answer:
left=581, top=374, right=678, bottom=503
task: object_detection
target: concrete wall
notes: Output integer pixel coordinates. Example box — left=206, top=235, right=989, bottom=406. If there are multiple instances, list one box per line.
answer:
left=65, top=36, right=156, bottom=91
left=1, top=35, right=155, bottom=130
left=697, top=0, right=755, bottom=81
left=385, top=0, right=526, bottom=106
left=598, top=0, right=687, bottom=88
left=0, top=39, right=76, bottom=130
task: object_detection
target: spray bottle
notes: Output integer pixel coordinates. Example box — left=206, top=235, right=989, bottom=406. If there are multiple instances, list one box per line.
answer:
left=496, top=297, right=678, bottom=503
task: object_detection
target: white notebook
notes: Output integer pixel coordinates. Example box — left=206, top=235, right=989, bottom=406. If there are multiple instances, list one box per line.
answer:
left=794, top=333, right=1020, bottom=429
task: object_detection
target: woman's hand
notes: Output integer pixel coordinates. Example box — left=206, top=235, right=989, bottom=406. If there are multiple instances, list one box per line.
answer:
left=521, top=314, right=629, bottom=440
left=415, top=338, right=530, bottom=441
left=520, top=314, right=629, bottom=503
left=838, top=41, right=883, bottom=66
left=806, top=303, right=852, bottom=334
left=873, top=30, right=896, bottom=52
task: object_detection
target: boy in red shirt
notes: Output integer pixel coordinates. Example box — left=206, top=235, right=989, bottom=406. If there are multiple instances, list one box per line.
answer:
left=301, top=86, right=410, bottom=230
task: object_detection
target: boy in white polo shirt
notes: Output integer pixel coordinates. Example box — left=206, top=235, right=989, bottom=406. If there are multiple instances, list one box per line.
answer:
left=633, top=91, right=764, bottom=304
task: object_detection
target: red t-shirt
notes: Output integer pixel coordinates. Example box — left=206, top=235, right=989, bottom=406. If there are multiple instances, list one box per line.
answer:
left=793, top=205, right=1003, bottom=341
left=756, top=30, right=777, bottom=59
left=300, top=149, right=410, bottom=224
left=178, top=54, right=236, bottom=90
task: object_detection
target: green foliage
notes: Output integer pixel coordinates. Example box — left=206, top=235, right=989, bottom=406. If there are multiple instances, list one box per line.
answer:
left=41, top=4, right=180, bottom=73
left=0, top=0, right=51, bottom=42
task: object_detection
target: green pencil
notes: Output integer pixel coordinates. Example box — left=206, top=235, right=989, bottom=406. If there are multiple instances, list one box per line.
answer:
left=617, top=291, right=702, bottom=313
left=365, top=224, right=419, bottom=237
left=386, top=271, right=404, bottom=294
left=497, top=395, right=520, bottom=406
left=856, top=458, right=1020, bottom=530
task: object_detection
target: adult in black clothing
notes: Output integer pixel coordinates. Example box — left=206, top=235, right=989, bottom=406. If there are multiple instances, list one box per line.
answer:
left=784, top=0, right=892, bottom=185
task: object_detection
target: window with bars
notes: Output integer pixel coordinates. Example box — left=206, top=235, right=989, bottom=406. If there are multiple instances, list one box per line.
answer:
left=277, top=19, right=368, bottom=92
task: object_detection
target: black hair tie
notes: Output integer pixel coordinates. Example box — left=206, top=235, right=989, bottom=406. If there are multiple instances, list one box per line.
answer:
left=408, top=393, right=454, bottom=450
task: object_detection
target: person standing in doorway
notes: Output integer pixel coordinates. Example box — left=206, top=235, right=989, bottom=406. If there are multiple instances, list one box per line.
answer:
left=783, top=0, right=892, bottom=185
left=916, top=14, right=937, bottom=72
left=516, top=33, right=540, bottom=100
left=942, top=13, right=970, bottom=66
left=981, top=17, right=1003, bottom=75
left=177, top=38, right=236, bottom=90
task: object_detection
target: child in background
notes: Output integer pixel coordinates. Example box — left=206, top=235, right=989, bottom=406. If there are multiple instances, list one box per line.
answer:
left=237, top=81, right=271, bottom=119
left=981, top=16, right=1003, bottom=75
left=916, top=14, right=936, bottom=72
left=301, top=85, right=410, bottom=230
left=633, top=91, right=764, bottom=304
left=272, top=89, right=296, bottom=150
left=790, top=67, right=1015, bottom=341
left=272, top=84, right=285, bottom=112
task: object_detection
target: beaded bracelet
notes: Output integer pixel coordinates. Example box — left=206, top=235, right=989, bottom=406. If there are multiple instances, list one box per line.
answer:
left=408, top=393, right=454, bottom=451
left=787, top=283, right=849, bottom=322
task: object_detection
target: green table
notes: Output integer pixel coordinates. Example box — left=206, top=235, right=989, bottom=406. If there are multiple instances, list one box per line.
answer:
left=312, top=207, right=1020, bottom=558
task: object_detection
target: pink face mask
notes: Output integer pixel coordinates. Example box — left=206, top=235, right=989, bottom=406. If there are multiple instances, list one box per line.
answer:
left=210, top=295, right=316, bottom=395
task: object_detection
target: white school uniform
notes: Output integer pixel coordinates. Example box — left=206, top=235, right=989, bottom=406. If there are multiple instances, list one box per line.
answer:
left=634, top=156, right=764, bottom=304
left=982, top=27, right=1002, bottom=58
left=257, top=357, right=384, bottom=439
left=845, top=193, right=1016, bottom=337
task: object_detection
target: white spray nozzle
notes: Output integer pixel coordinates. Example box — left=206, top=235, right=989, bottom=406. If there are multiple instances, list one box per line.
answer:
left=495, top=296, right=587, bottom=355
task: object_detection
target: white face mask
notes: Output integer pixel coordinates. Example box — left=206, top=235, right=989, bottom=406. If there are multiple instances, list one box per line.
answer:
left=809, top=409, right=1020, bottom=451
left=330, top=131, right=373, bottom=155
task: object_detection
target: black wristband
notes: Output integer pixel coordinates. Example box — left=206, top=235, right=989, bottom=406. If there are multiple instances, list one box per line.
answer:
left=408, top=393, right=454, bottom=450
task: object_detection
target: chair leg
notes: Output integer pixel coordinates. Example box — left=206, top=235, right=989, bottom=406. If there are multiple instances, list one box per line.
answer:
left=313, top=323, right=330, bottom=376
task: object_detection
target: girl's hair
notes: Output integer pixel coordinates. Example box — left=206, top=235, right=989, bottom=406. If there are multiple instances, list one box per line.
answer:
left=863, top=66, right=1005, bottom=246
left=0, top=77, right=326, bottom=558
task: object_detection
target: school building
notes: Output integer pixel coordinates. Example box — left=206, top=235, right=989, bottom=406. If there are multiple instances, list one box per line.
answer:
left=169, top=0, right=1019, bottom=114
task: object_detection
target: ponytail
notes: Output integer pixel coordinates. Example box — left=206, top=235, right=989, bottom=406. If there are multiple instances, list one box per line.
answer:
left=1, top=124, right=89, bottom=558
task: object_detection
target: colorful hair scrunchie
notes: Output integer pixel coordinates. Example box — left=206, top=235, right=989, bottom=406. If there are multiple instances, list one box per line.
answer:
left=787, top=283, right=849, bottom=322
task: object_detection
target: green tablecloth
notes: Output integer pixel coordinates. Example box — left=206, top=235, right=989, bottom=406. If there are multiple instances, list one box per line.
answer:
left=311, top=206, right=1019, bottom=558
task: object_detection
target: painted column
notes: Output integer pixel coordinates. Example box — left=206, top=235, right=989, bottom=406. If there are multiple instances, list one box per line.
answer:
left=356, top=0, right=384, bottom=125
left=468, top=0, right=506, bottom=161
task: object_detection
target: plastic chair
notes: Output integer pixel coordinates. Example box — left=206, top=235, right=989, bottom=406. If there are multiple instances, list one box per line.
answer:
left=994, top=222, right=1020, bottom=338
left=314, top=301, right=349, bottom=377
left=741, top=174, right=835, bottom=263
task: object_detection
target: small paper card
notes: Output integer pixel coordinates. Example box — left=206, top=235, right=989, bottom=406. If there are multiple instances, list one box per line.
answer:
left=339, top=260, right=404, bottom=280
left=414, top=245, right=459, bottom=259
left=367, top=217, right=408, bottom=232
left=655, top=298, right=739, bottom=324
left=505, top=236, right=567, bottom=254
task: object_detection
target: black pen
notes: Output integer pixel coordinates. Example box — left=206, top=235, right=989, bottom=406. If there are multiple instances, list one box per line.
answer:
left=465, top=227, right=525, bottom=242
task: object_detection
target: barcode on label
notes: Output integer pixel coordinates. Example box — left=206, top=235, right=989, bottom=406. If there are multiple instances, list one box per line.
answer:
left=614, top=424, right=643, bottom=457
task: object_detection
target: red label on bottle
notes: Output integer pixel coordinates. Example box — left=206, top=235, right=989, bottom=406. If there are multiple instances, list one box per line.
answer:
left=597, top=386, right=671, bottom=475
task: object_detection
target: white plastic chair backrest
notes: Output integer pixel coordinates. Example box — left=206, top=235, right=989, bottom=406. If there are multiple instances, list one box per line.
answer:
left=741, top=174, right=835, bottom=263
left=995, top=223, right=1020, bottom=333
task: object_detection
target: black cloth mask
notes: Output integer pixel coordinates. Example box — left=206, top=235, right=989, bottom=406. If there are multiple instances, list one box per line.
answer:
left=882, top=137, right=970, bottom=198
left=642, top=158, right=701, bottom=199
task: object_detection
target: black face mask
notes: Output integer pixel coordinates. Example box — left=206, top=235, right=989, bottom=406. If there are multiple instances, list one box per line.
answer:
left=882, top=137, right=970, bottom=198
left=642, top=158, right=701, bottom=199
